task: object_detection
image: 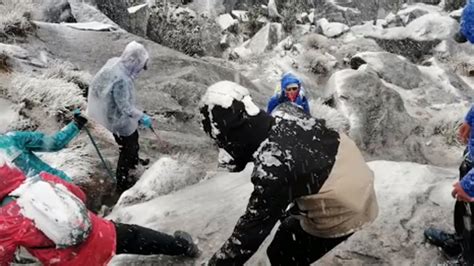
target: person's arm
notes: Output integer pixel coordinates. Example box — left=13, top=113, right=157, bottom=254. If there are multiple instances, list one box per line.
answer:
left=111, top=80, right=143, bottom=121
left=267, top=96, right=279, bottom=114
left=209, top=145, right=290, bottom=265
left=10, top=122, right=80, bottom=152
left=459, top=168, right=474, bottom=199
left=459, top=106, right=474, bottom=144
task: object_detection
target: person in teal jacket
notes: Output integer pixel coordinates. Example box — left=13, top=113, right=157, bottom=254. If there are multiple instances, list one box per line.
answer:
left=0, top=113, right=87, bottom=183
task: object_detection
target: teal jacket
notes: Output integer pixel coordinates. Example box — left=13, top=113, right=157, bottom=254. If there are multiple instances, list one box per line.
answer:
left=0, top=122, right=81, bottom=182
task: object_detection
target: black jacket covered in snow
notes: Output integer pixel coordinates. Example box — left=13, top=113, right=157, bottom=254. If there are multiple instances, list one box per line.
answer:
left=202, top=102, right=377, bottom=266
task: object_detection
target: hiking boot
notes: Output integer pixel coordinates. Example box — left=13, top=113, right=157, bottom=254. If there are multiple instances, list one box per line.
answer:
left=424, top=227, right=462, bottom=257
left=174, top=230, right=200, bottom=258
left=139, top=158, right=150, bottom=166
left=454, top=32, right=468, bottom=43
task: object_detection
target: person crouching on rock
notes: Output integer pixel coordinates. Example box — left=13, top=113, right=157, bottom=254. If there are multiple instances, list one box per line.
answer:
left=200, top=81, right=378, bottom=265
left=0, top=152, right=199, bottom=266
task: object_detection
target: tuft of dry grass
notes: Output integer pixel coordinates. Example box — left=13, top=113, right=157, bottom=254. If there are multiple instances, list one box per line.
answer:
left=0, top=52, right=12, bottom=73
left=0, top=0, right=35, bottom=40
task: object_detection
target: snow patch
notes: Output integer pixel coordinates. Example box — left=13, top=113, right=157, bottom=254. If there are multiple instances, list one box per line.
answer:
left=128, top=3, right=148, bottom=14
left=62, top=22, right=116, bottom=32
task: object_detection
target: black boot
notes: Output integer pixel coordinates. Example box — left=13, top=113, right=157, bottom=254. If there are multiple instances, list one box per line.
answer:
left=454, top=31, right=468, bottom=43
left=424, top=227, right=462, bottom=257
left=174, top=231, right=200, bottom=258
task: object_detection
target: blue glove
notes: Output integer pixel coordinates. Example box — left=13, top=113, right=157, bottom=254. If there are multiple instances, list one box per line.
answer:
left=140, top=114, right=152, bottom=128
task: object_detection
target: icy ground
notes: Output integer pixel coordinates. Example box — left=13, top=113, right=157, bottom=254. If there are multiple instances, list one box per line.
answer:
left=108, top=160, right=458, bottom=265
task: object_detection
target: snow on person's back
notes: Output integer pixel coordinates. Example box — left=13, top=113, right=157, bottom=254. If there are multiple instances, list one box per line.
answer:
left=11, top=177, right=91, bottom=248
left=200, top=81, right=260, bottom=115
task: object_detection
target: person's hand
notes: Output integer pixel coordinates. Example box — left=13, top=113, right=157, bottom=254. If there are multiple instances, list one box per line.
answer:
left=458, top=122, right=471, bottom=145
left=452, top=182, right=474, bottom=202
left=73, top=110, right=88, bottom=129
left=139, top=114, right=152, bottom=129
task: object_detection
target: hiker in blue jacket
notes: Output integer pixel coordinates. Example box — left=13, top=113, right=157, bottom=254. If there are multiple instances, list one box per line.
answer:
left=454, top=0, right=474, bottom=43
left=0, top=113, right=87, bottom=183
left=425, top=105, right=474, bottom=264
left=267, top=73, right=310, bottom=115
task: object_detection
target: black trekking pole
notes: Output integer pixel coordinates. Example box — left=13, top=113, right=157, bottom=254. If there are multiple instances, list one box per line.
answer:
left=83, top=126, right=116, bottom=182
left=462, top=202, right=474, bottom=265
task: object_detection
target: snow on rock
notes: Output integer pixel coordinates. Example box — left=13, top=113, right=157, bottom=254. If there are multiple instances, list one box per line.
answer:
left=108, top=161, right=458, bottom=265
left=127, top=3, right=148, bottom=14
left=350, top=51, right=424, bottom=90
left=327, top=68, right=421, bottom=162
left=0, top=98, right=20, bottom=134
left=231, top=10, right=248, bottom=22
left=115, top=155, right=206, bottom=207
left=62, top=22, right=117, bottom=31
left=215, top=14, right=237, bottom=31
left=0, top=43, right=29, bottom=59
left=317, top=18, right=349, bottom=38
left=238, top=23, right=284, bottom=57
left=67, top=0, right=122, bottom=30
left=366, top=13, right=458, bottom=41
left=449, top=8, right=463, bottom=20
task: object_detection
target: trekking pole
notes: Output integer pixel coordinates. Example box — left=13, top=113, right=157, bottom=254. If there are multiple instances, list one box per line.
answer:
left=83, top=126, right=116, bottom=182
left=462, top=202, right=474, bottom=264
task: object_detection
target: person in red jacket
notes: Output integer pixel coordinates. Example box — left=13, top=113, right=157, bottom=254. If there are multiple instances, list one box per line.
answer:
left=0, top=155, right=199, bottom=266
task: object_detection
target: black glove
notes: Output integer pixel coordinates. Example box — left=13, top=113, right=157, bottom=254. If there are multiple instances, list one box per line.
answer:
left=73, top=112, right=88, bottom=129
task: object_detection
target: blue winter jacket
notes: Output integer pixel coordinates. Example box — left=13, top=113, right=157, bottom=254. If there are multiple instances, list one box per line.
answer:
left=267, top=73, right=310, bottom=114
left=461, top=0, right=474, bottom=43
left=0, top=122, right=80, bottom=183
left=460, top=105, right=474, bottom=196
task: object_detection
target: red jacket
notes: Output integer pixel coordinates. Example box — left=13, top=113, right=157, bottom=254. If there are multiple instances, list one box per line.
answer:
left=0, top=165, right=116, bottom=266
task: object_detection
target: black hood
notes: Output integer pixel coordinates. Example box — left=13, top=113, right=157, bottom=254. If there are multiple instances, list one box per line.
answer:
left=201, top=99, right=274, bottom=171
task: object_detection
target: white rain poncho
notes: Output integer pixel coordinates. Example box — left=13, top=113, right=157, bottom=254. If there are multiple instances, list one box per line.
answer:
left=87, top=41, right=149, bottom=137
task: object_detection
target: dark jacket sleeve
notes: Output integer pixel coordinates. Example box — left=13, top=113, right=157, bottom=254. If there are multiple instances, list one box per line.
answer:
left=209, top=143, right=290, bottom=265
left=267, top=96, right=280, bottom=114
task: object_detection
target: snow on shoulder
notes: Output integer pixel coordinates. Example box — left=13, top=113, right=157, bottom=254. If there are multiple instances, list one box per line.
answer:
left=200, top=81, right=260, bottom=116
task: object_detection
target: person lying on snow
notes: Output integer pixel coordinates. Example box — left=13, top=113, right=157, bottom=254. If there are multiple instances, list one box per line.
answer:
left=0, top=112, right=88, bottom=192
left=200, top=81, right=378, bottom=265
left=454, top=0, right=474, bottom=43
left=267, top=72, right=310, bottom=115
left=0, top=152, right=199, bottom=266
left=425, top=104, right=474, bottom=264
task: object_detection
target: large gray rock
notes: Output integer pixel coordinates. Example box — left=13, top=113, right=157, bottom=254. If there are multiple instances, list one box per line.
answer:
left=127, top=3, right=150, bottom=37
left=327, top=68, right=422, bottom=162
left=350, top=51, right=424, bottom=90
left=233, top=22, right=285, bottom=58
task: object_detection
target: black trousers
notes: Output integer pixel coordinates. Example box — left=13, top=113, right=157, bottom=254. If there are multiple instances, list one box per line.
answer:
left=454, top=151, right=474, bottom=264
left=266, top=217, right=351, bottom=266
left=113, top=130, right=139, bottom=193
left=115, top=223, right=187, bottom=256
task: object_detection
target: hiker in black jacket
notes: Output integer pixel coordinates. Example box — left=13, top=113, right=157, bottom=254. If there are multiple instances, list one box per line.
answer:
left=200, top=81, right=378, bottom=265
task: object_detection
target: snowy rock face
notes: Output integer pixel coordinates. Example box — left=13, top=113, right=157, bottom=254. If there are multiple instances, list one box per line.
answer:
left=127, top=3, right=150, bottom=36
left=328, top=68, right=422, bottom=162
left=350, top=51, right=423, bottom=90
left=216, top=13, right=237, bottom=31
left=317, top=18, right=350, bottom=38
left=108, top=161, right=457, bottom=265
left=0, top=98, right=19, bottom=134
left=234, top=23, right=284, bottom=58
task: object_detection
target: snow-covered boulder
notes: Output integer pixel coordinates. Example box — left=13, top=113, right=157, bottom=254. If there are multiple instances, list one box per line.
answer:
left=108, top=161, right=458, bottom=265
left=350, top=51, right=424, bottom=90
left=231, top=10, right=248, bottom=22
left=317, top=18, right=349, bottom=38
left=449, top=8, right=463, bottom=20
left=311, top=1, right=363, bottom=26
left=68, top=0, right=122, bottom=30
left=127, top=3, right=150, bottom=36
left=215, top=13, right=237, bottom=31
left=327, top=68, right=421, bottom=162
left=383, top=4, right=440, bottom=28
left=235, top=23, right=284, bottom=58
left=115, top=155, right=206, bottom=207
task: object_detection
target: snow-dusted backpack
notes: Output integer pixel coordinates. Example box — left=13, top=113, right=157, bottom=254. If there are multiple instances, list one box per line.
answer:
left=10, top=177, right=92, bottom=248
